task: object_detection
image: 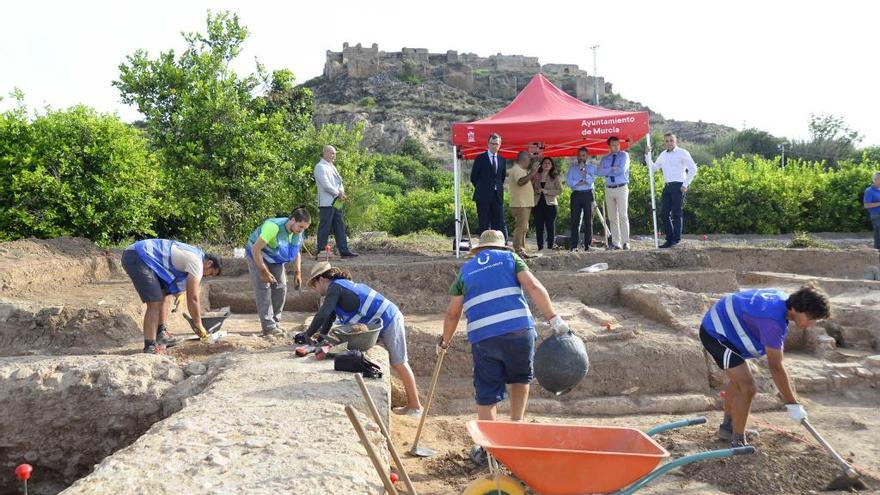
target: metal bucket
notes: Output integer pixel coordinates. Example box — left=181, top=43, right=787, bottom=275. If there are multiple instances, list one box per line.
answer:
left=328, top=319, right=383, bottom=351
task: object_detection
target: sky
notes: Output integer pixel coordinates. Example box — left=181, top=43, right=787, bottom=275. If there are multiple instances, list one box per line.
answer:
left=2, top=0, right=878, bottom=146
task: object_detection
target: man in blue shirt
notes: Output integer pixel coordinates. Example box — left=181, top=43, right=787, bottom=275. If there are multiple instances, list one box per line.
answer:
left=566, top=147, right=596, bottom=251
left=700, top=284, right=831, bottom=448
left=863, top=172, right=880, bottom=263
left=597, top=136, right=631, bottom=250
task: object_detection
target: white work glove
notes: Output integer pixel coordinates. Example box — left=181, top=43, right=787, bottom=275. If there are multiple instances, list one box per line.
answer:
left=785, top=403, right=807, bottom=423
left=436, top=336, right=449, bottom=356
left=549, top=315, right=570, bottom=335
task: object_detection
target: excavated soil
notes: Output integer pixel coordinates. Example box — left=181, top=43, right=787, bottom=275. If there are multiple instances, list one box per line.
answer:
left=673, top=427, right=875, bottom=494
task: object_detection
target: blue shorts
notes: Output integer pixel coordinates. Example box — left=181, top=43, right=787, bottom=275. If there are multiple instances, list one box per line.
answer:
left=471, top=329, right=536, bottom=406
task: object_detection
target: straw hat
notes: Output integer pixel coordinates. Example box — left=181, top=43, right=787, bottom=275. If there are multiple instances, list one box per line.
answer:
left=309, top=261, right=332, bottom=284
left=470, top=230, right=511, bottom=254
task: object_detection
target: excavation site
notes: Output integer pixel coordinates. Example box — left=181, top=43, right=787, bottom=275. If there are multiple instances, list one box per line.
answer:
left=1, top=236, right=879, bottom=494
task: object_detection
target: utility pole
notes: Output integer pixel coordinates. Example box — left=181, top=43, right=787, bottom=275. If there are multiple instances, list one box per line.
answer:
left=589, top=44, right=600, bottom=105
left=778, top=143, right=786, bottom=168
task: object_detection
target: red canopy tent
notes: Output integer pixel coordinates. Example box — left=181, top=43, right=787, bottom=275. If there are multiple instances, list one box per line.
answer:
left=451, top=74, right=649, bottom=159
left=450, top=74, right=652, bottom=256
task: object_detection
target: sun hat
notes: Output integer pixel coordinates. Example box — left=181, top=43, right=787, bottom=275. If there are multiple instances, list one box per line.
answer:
left=470, top=230, right=511, bottom=254
left=308, top=261, right=332, bottom=285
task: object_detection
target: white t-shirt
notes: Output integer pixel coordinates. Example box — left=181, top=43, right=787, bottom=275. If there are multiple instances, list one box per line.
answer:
left=170, top=245, right=203, bottom=282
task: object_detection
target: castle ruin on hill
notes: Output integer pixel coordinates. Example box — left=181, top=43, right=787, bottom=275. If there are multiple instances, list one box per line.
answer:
left=324, top=42, right=610, bottom=103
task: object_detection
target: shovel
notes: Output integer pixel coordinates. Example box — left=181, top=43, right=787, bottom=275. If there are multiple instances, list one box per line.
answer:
left=801, top=419, right=867, bottom=491
left=355, top=373, right=418, bottom=495
left=409, top=346, right=447, bottom=457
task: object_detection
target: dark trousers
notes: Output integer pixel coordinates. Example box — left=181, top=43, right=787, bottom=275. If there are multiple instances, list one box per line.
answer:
left=532, top=196, right=557, bottom=250
left=660, top=182, right=685, bottom=244
left=872, top=214, right=880, bottom=250
left=316, top=206, right=350, bottom=254
left=476, top=196, right=508, bottom=240
left=569, top=190, right=594, bottom=250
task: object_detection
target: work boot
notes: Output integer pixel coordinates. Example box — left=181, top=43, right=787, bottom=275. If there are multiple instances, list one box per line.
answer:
left=340, top=251, right=359, bottom=258
left=156, top=329, right=182, bottom=348
left=143, top=342, right=166, bottom=354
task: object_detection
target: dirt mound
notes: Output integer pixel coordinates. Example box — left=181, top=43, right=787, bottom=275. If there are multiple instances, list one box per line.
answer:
left=0, top=236, right=104, bottom=259
left=669, top=427, right=877, bottom=494
left=620, top=283, right=714, bottom=335
left=0, top=305, right=140, bottom=357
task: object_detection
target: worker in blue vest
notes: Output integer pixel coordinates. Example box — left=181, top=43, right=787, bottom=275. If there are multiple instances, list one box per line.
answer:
left=296, top=262, right=423, bottom=416
left=246, top=207, right=311, bottom=336
left=700, top=283, right=831, bottom=447
left=121, top=239, right=222, bottom=354
left=439, top=229, right=569, bottom=422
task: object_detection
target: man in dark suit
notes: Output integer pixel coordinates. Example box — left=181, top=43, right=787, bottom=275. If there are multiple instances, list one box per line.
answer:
left=470, top=133, right=508, bottom=239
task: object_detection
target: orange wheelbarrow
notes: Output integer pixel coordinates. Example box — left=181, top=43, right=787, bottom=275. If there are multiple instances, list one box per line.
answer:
left=464, top=417, right=755, bottom=495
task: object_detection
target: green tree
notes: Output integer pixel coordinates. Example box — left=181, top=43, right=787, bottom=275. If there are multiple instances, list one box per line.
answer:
left=113, top=11, right=327, bottom=243
left=711, top=128, right=785, bottom=159
left=0, top=97, right=162, bottom=243
left=789, top=114, right=862, bottom=166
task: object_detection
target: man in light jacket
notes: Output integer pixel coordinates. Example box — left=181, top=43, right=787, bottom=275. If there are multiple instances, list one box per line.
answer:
left=314, top=145, right=358, bottom=258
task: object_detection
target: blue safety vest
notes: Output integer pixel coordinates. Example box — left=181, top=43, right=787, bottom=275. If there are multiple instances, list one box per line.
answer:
left=702, top=289, right=789, bottom=358
left=331, top=279, right=399, bottom=335
left=461, top=249, right=535, bottom=344
left=133, top=239, right=204, bottom=294
left=246, top=218, right=303, bottom=265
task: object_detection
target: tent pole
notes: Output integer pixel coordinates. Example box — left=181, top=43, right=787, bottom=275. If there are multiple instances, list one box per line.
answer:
left=647, top=134, right=659, bottom=248
left=453, top=146, right=461, bottom=259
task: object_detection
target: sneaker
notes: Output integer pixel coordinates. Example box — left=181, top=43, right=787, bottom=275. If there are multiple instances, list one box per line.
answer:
left=659, top=242, right=672, bottom=249
left=718, top=424, right=759, bottom=442
left=730, top=439, right=749, bottom=448
left=623, top=243, right=631, bottom=250
left=262, top=326, right=285, bottom=337
left=340, top=251, right=359, bottom=258
left=143, top=343, right=166, bottom=354
left=156, top=329, right=182, bottom=348
left=392, top=406, right=423, bottom=417
left=569, top=248, right=579, bottom=253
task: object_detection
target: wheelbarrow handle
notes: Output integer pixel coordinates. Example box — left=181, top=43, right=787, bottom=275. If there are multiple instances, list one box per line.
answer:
left=645, top=417, right=706, bottom=436
left=731, top=445, right=757, bottom=456
left=615, top=445, right=757, bottom=495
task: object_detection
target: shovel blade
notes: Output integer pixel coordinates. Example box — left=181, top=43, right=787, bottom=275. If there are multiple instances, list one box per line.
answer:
left=408, top=446, right=437, bottom=458
left=826, top=474, right=867, bottom=492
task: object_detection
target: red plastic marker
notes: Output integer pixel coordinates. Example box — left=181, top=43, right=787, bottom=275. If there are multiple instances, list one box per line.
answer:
left=16, top=464, right=32, bottom=495
left=325, top=244, right=331, bottom=262
left=390, top=472, right=399, bottom=484
left=703, top=234, right=708, bottom=241
left=603, top=322, right=612, bottom=331
left=15, top=464, right=32, bottom=481
left=719, top=391, right=727, bottom=398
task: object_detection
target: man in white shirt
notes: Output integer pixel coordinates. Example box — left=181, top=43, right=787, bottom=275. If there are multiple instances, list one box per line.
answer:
left=645, top=133, right=698, bottom=248
left=314, top=145, right=358, bottom=258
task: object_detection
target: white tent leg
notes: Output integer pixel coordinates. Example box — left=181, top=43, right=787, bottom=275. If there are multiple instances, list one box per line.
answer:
left=453, top=146, right=461, bottom=259
left=647, top=134, right=659, bottom=248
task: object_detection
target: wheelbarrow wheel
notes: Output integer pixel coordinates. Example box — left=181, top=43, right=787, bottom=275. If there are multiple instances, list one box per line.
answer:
left=462, top=474, right=524, bottom=495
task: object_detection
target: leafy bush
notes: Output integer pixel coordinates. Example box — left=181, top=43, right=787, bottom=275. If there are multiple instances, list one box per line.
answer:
left=358, top=96, right=377, bottom=108
left=399, top=61, right=423, bottom=85
left=787, top=232, right=836, bottom=249
left=0, top=101, right=162, bottom=243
